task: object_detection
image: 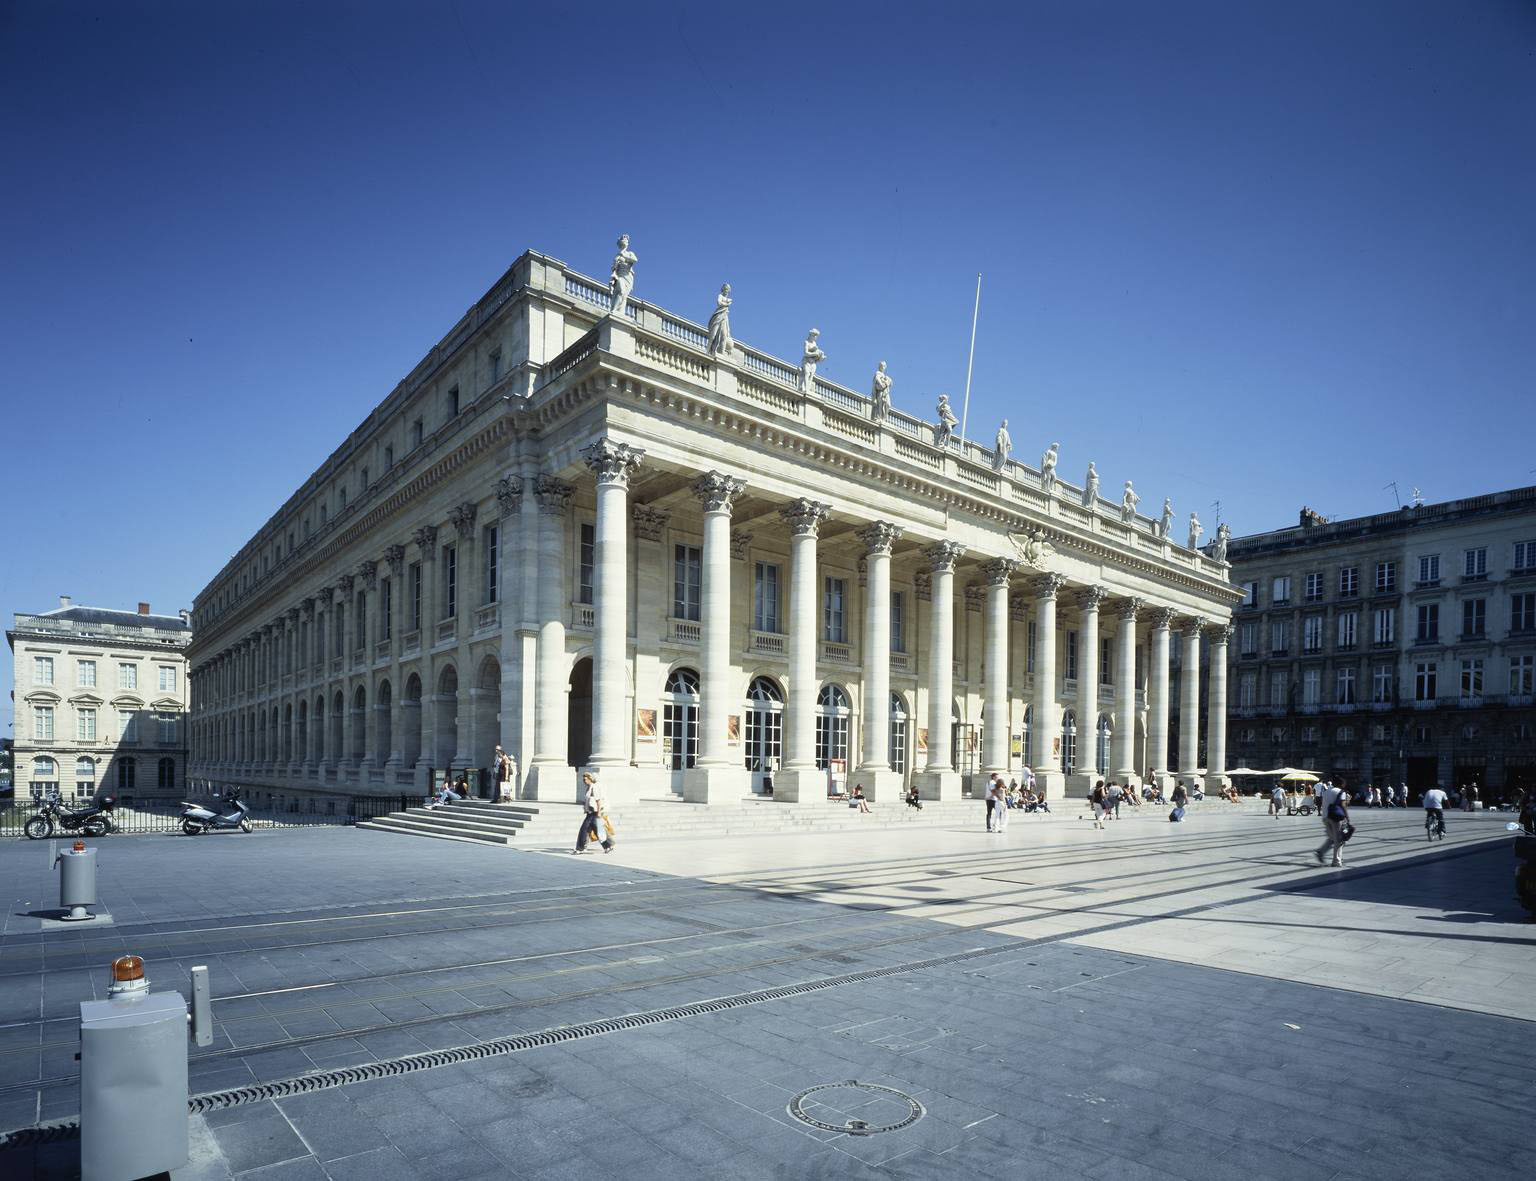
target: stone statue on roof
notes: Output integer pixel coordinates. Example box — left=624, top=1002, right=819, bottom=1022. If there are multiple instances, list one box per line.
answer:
left=870, top=361, right=892, bottom=422
left=934, top=394, right=958, bottom=448
left=706, top=284, right=732, bottom=355
left=992, top=420, right=1012, bottom=471
left=799, top=329, right=825, bottom=394
left=609, top=234, right=636, bottom=319
left=1082, top=462, right=1099, bottom=507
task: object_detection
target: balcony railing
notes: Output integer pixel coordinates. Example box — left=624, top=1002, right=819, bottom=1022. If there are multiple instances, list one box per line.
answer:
left=820, top=641, right=852, bottom=664
left=435, top=618, right=457, bottom=643
left=475, top=604, right=500, bottom=632
left=571, top=603, right=595, bottom=631
left=669, top=619, right=701, bottom=644
left=402, top=630, right=420, bottom=656
left=749, top=630, right=786, bottom=656
left=890, top=651, right=910, bottom=672
left=375, top=639, right=391, bottom=662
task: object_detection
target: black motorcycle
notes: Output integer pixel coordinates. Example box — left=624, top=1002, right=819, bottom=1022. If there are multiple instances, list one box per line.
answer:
left=24, top=794, right=117, bottom=840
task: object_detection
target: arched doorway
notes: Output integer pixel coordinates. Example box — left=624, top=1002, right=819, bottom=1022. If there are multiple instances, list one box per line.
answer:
left=1060, top=710, right=1076, bottom=776
left=331, top=691, right=344, bottom=762
left=435, top=665, right=458, bottom=769
left=568, top=658, right=593, bottom=768
left=314, top=696, right=326, bottom=762
left=475, top=657, right=501, bottom=783
left=402, top=675, right=422, bottom=768
left=743, top=675, right=783, bottom=793
left=815, top=683, right=851, bottom=781
left=74, top=756, right=96, bottom=800
left=352, top=685, right=368, bottom=762
left=663, top=666, right=699, bottom=792
left=889, top=693, right=910, bottom=781
left=1096, top=714, right=1112, bottom=776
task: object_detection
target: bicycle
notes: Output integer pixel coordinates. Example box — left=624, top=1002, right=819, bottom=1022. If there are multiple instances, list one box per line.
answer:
left=1424, top=808, right=1445, bottom=842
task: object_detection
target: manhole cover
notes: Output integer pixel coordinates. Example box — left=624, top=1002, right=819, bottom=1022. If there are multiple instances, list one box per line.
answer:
left=787, top=1080, right=925, bottom=1136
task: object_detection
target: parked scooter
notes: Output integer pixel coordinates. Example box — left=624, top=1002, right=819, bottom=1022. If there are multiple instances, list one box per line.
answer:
left=180, top=789, right=253, bottom=835
left=23, top=793, right=117, bottom=840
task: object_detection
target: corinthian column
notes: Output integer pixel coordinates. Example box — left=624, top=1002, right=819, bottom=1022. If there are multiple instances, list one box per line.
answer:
left=1112, top=597, right=1142, bottom=783
left=1178, top=618, right=1204, bottom=787
left=1031, top=573, right=1067, bottom=797
left=980, top=558, right=1018, bottom=781
left=1071, top=585, right=1108, bottom=796
left=523, top=477, right=572, bottom=800
left=1146, top=606, right=1175, bottom=786
left=582, top=439, right=643, bottom=788
left=855, top=521, right=903, bottom=800
left=776, top=498, right=830, bottom=803
left=685, top=470, right=748, bottom=803
left=918, top=541, right=964, bottom=800
left=1204, top=624, right=1233, bottom=794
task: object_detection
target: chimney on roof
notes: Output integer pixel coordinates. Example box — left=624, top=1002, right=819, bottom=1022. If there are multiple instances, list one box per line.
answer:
left=138, top=602, right=150, bottom=615
left=59, top=595, right=71, bottom=608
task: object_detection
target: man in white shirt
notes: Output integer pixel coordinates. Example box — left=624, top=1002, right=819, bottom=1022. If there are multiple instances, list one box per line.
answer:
left=1314, top=781, right=1349, bottom=867
left=1423, top=785, right=1448, bottom=838
left=1270, top=784, right=1287, bottom=818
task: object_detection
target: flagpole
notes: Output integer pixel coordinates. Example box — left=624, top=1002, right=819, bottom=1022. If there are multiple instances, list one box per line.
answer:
left=959, top=273, right=981, bottom=441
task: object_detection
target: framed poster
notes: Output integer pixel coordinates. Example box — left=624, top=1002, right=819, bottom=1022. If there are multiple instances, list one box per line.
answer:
left=637, top=708, right=657, bottom=740
left=917, top=727, right=929, bottom=753
left=727, top=714, right=740, bottom=742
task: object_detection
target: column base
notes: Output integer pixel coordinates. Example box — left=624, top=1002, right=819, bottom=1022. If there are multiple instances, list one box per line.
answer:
left=1111, top=770, right=1143, bottom=791
left=914, top=769, right=962, bottom=802
left=772, top=766, right=830, bottom=804
left=1065, top=772, right=1104, bottom=799
left=522, top=759, right=578, bottom=803
left=850, top=766, right=905, bottom=802
left=1030, top=769, right=1066, bottom=800
left=1203, top=773, right=1231, bottom=793
left=683, top=763, right=749, bottom=805
left=1177, top=772, right=1204, bottom=791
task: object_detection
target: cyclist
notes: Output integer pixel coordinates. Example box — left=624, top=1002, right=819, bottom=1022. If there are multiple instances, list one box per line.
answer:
left=1422, top=784, right=1448, bottom=840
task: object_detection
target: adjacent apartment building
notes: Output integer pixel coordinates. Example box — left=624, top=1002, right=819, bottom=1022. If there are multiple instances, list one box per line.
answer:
left=7, top=598, right=193, bottom=800
left=1215, top=489, right=1536, bottom=797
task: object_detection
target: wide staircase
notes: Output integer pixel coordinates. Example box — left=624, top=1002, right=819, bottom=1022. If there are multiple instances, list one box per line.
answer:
left=357, top=799, right=556, bottom=846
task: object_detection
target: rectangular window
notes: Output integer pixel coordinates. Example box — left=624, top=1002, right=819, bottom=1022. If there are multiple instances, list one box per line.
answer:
left=1303, top=617, right=1323, bottom=653
left=384, top=444, right=394, bottom=469
left=673, top=544, right=703, bottom=621
left=78, top=659, right=96, bottom=687
left=1027, top=621, right=1037, bottom=674
left=489, top=349, right=502, bottom=383
left=355, top=591, right=367, bottom=648
left=822, top=576, right=847, bottom=642
left=158, top=714, right=176, bottom=744
left=1304, top=572, right=1323, bottom=601
left=1336, top=667, right=1356, bottom=705
left=447, top=385, right=460, bottom=418
left=409, top=562, right=422, bottom=631
left=1337, top=612, right=1357, bottom=648
left=1239, top=621, right=1257, bottom=656
left=1241, top=581, right=1257, bottom=608
left=1065, top=630, right=1079, bottom=681
left=158, top=666, right=176, bottom=692
left=78, top=708, right=96, bottom=742
left=360, top=467, right=368, bottom=489
left=1460, top=659, right=1484, bottom=699
left=1416, top=603, right=1439, bottom=642
left=1100, top=637, right=1113, bottom=685
left=891, top=592, right=906, bottom=654
left=119, top=709, right=138, bottom=744
left=1511, top=655, right=1535, bottom=695
left=578, top=523, right=596, bottom=605
left=34, top=656, right=53, bottom=686
left=34, top=705, right=54, bottom=740
left=1272, top=575, right=1291, bottom=605
left=1375, top=561, right=1396, bottom=592
left=1340, top=566, right=1359, bottom=596
left=1302, top=669, right=1320, bottom=706
left=1515, top=540, right=1536, bottom=573
left=1418, top=555, right=1440, bottom=585
left=334, top=603, right=346, bottom=657
left=753, top=562, right=780, bottom=632
left=411, top=418, right=424, bottom=448
left=1337, top=725, right=1354, bottom=743
left=483, top=524, right=499, bottom=604
left=1372, top=666, right=1393, bottom=703
left=442, top=544, right=457, bottom=618
left=1414, top=663, right=1437, bottom=701
left=338, top=485, right=346, bottom=509
left=1269, top=670, right=1287, bottom=706
left=1462, top=597, right=1486, bottom=638
left=380, top=578, right=393, bottom=641
left=1464, top=547, right=1487, bottom=578
left=1271, top=619, right=1289, bottom=654
left=1513, top=592, right=1536, bottom=633
left=118, top=662, right=137, bottom=690
left=1238, top=672, right=1256, bottom=709
left=1372, top=607, right=1396, bottom=645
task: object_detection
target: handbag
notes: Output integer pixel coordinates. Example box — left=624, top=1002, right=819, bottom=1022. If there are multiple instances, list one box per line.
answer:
left=1339, top=822, right=1356, bottom=843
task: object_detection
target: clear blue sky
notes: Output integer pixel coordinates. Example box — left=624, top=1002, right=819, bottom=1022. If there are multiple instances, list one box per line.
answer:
left=4, top=0, right=1534, bottom=736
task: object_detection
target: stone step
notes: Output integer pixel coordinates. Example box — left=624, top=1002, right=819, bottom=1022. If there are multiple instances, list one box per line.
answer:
left=440, top=800, right=541, bottom=820
left=394, top=808, right=530, bottom=835
left=358, top=817, right=511, bottom=845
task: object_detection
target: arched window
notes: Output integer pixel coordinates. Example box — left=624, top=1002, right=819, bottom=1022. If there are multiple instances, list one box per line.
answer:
left=815, top=684, right=851, bottom=770
left=889, top=693, right=909, bottom=775
left=1061, top=710, right=1076, bottom=776
left=75, top=756, right=96, bottom=798
left=663, top=668, right=699, bottom=771
left=32, top=757, right=58, bottom=795
left=1096, top=715, right=1112, bottom=775
left=117, top=758, right=136, bottom=790
left=158, top=757, right=176, bottom=790
left=743, top=676, right=783, bottom=774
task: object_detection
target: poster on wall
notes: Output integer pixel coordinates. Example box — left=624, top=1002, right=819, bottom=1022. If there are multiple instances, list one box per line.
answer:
left=917, top=727, right=928, bottom=753
left=636, top=709, right=656, bottom=740
left=827, top=758, right=847, bottom=797
left=726, top=714, right=740, bottom=742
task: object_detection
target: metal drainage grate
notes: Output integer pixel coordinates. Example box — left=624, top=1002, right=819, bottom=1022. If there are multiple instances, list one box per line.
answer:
left=788, top=1080, right=924, bottom=1136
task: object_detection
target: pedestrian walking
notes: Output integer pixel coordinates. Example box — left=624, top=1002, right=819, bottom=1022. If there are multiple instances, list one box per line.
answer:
left=1315, top=781, right=1350, bottom=867
left=1089, top=781, right=1107, bottom=830
left=1107, top=780, right=1123, bottom=819
left=572, top=772, right=612, bottom=854
left=493, top=744, right=516, bottom=802
left=1270, top=783, right=1286, bottom=818
left=994, top=779, right=1009, bottom=831
left=984, top=774, right=997, bottom=832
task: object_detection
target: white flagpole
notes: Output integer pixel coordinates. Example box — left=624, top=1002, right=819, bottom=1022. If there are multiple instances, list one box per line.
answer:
left=959, top=272, right=981, bottom=441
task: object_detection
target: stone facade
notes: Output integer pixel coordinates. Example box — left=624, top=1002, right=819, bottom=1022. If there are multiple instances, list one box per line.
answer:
left=187, top=247, right=1239, bottom=805
left=7, top=598, right=192, bottom=800
left=1185, top=490, right=1536, bottom=799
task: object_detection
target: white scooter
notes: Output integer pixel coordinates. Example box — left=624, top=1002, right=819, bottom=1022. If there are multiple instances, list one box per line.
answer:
left=180, top=789, right=253, bottom=835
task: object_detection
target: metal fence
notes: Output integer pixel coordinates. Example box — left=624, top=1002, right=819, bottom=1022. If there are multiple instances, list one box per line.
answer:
left=0, top=790, right=419, bottom=838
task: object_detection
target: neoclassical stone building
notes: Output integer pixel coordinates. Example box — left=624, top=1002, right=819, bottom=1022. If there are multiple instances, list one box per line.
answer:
left=187, top=245, right=1239, bottom=805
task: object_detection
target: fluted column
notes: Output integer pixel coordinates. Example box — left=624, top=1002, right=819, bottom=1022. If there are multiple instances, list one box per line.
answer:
left=524, top=478, right=572, bottom=799
left=1204, top=624, right=1233, bottom=792
left=777, top=498, right=830, bottom=802
left=1031, top=573, right=1067, bottom=795
left=686, top=471, right=748, bottom=803
left=583, top=439, right=643, bottom=779
left=1112, top=598, right=1142, bottom=782
left=918, top=542, right=964, bottom=800
left=980, top=558, right=1018, bottom=778
left=1178, top=618, right=1203, bottom=785
left=1073, top=586, right=1108, bottom=793
left=855, top=521, right=903, bottom=798
left=1147, top=606, right=1175, bottom=783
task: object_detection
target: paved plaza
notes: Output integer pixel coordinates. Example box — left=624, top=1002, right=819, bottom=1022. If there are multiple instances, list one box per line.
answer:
left=0, top=802, right=1530, bottom=1179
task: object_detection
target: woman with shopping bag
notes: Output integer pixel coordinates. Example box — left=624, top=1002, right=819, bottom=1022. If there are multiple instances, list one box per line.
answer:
left=572, top=772, right=615, bottom=854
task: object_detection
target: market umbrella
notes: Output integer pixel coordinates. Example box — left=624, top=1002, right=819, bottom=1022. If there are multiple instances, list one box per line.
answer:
left=1227, top=767, right=1263, bottom=776
left=1280, top=771, right=1320, bottom=783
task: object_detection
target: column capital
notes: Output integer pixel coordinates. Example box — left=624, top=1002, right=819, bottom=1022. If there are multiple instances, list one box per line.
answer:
left=384, top=543, right=406, bottom=574
left=582, top=437, right=644, bottom=487
left=981, top=557, right=1019, bottom=586
left=779, top=497, right=831, bottom=537
left=632, top=504, right=669, bottom=541
left=314, top=584, right=334, bottom=606
left=535, top=476, right=574, bottom=516
left=358, top=560, right=378, bottom=590
left=1147, top=605, right=1177, bottom=630
left=923, top=540, right=965, bottom=572
left=730, top=530, right=752, bottom=561
left=449, top=501, right=479, bottom=539
left=496, top=475, right=522, bottom=517
left=1116, top=595, right=1144, bottom=621
left=1075, top=584, right=1110, bottom=612
left=857, top=521, right=903, bottom=556
left=1206, top=622, right=1236, bottom=644
left=692, top=470, right=747, bottom=513
left=1032, top=571, right=1068, bottom=599
left=412, top=524, right=439, bottom=553
left=338, top=573, right=355, bottom=596
left=299, top=599, right=315, bottom=621
left=285, top=607, right=301, bottom=624
left=1179, top=615, right=1206, bottom=638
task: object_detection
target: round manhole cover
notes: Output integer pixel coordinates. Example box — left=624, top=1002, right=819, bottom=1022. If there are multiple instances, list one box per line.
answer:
left=787, top=1080, right=925, bottom=1136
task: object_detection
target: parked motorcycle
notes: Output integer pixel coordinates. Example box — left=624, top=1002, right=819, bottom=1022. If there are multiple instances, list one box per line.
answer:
left=24, top=794, right=117, bottom=840
left=180, top=790, right=253, bottom=835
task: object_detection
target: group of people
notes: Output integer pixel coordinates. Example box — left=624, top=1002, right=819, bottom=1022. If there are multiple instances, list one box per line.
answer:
left=984, top=772, right=1051, bottom=831
left=426, top=744, right=520, bottom=808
